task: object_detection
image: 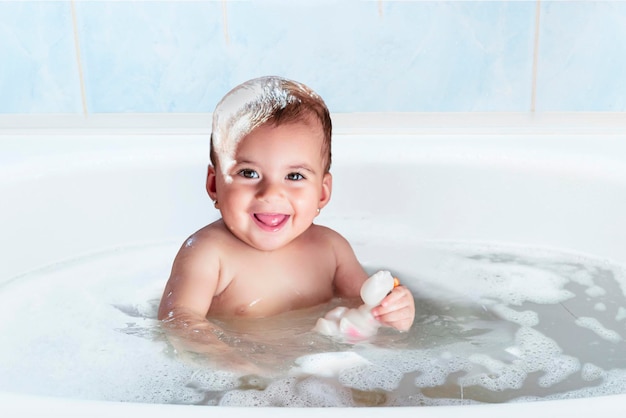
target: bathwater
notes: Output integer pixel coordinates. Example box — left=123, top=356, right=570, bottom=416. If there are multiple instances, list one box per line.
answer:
left=1, top=239, right=626, bottom=406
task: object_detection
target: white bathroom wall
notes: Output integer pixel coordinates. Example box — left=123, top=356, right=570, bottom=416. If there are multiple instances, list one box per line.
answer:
left=1, top=0, right=625, bottom=114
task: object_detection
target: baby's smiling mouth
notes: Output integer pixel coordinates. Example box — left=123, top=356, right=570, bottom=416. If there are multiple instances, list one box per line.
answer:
left=253, top=213, right=290, bottom=231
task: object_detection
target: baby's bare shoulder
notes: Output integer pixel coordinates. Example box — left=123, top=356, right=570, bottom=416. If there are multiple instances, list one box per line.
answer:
left=305, top=225, right=356, bottom=259
left=185, top=220, right=236, bottom=248
left=308, top=224, right=351, bottom=245
left=172, top=221, right=239, bottom=268
left=168, top=220, right=243, bottom=289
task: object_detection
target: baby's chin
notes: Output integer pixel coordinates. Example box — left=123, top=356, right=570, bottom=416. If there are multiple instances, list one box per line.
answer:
left=230, top=229, right=292, bottom=252
left=245, top=239, right=290, bottom=253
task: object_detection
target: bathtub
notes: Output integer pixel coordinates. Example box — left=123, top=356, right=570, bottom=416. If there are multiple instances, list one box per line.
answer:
left=1, top=113, right=626, bottom=416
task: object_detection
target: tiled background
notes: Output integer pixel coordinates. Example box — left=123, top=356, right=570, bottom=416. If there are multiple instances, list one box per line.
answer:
left=1, top=0, right=625, bottom=114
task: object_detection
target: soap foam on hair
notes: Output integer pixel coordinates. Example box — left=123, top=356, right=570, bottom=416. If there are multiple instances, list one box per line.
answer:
left=211, top=76, right=320, bottom=181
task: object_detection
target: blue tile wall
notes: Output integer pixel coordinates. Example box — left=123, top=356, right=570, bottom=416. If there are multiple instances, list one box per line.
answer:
left=536, top=1, right=626, bottom=111
left=0, top=1, right=82, bottom=113
left=76, top=1, right=224, bottom=112
left=1, top=0, right=625, bottom=114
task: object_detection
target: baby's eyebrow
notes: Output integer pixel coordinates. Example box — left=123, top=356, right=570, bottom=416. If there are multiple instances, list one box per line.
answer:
left=288, top=164, right=317, bottom=174
left=233, top=159, right=257, bottom=166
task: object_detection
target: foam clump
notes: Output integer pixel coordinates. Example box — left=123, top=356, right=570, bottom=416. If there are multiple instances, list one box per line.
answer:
left=218, top=375, right=354, bottom=407
left=575, top=317, right=623, bottom=343
left=581, top=363, right=606, bottom=382
left=455, top=325, right=582, bottom=392
left=290, top=352, right=371, bottom=378
left=313, top=270, right=395, bottom=342
left=616, top=307, right=626, bottom=321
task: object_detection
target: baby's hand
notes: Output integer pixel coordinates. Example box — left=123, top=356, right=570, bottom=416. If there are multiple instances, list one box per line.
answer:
left=371, top=285, right=415, bottom=331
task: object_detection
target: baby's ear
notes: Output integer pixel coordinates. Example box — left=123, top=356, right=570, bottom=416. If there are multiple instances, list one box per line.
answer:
left=206, top=165, right=218, bottom=200
left=319, top=172, right=333, bottom=209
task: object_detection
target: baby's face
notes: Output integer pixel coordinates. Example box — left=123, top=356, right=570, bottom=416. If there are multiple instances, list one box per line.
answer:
left=211, top=121, right=331, bottom=251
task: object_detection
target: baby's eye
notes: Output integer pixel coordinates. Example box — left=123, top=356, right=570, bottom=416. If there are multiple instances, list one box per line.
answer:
left=286, top=172, right=305, bottom=181
left=238, top=169, right=259, bottom=179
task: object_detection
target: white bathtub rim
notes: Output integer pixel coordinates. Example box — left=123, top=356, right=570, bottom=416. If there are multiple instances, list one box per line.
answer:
left=2, top=390, right=626, bottom=418
left=2, top=112, right=626, bottom=135
left=2, top=132, right=626, bottom=186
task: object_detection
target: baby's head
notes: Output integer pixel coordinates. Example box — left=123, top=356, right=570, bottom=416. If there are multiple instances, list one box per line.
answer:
left=210, top=76, right=332, bottom=181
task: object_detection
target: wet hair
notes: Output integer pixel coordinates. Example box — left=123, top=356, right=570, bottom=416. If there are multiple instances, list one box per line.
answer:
left=210, top=76, right=332, bottom=176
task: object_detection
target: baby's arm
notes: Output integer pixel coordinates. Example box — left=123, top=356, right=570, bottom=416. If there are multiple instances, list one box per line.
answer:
left=328, top=231, right=369, bottom=299
left=158, top=231, right=260, bottom=372
left=329, top=230, right=415, bottom=332
left=158, top=232, right=224, bottom=345
left=158, top=232, right=219, bottom=325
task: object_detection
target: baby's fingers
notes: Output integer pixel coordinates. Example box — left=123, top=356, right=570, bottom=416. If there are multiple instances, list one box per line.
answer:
left=372, top=285, right=415, bottom=331
left=383, top=285, right=409, bottom=305
left=375, top=306, right=414, bottom=331
left=379, top=285, right=413, bottom=312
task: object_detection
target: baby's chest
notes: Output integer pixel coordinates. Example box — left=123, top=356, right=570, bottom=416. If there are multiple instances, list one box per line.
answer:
left=213, top=257, right=335, bottom=316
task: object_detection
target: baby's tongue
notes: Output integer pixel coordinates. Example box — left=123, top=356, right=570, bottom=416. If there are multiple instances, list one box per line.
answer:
left=255, top=214, right=287, bottom=226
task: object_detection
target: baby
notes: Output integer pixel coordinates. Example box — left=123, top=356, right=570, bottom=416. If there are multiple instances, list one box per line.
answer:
left=158, top=76, right=414, bottom=363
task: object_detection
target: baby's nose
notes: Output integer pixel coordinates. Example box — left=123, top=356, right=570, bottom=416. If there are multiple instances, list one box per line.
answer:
left=257, top=179, right=284, bottom=201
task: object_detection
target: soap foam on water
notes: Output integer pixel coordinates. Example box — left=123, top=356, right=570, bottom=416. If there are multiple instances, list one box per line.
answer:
left=1, top=241, right=626, bottom=406
left=575, top=317, right=622, bottom=343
